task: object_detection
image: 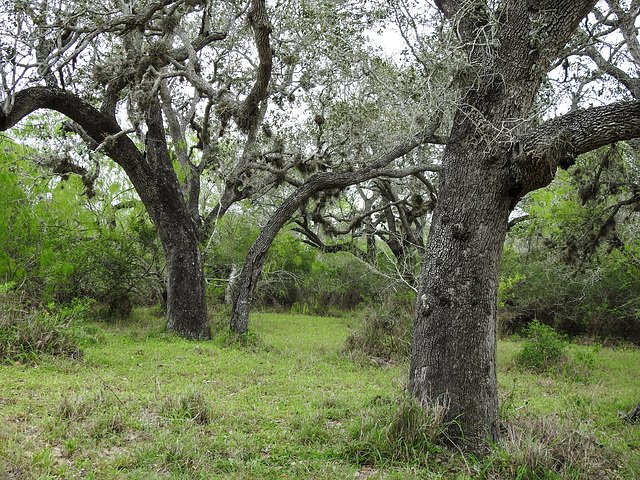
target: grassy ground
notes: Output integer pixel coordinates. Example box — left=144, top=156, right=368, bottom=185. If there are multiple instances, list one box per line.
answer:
left=0, top=309, right=638, bottom=479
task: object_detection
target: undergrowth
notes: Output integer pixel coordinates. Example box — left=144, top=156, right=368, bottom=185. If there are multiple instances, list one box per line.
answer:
left=515, top=319, right=600, bottom=381
left=343, top=301, right=413, bottom=362
left=515, top=319, right=569, bottom=373
left=482, top=416, right=626, bottom=479
left=0, top=285, right=101, bottom=363
left=0, top=308, right=638, bottom=479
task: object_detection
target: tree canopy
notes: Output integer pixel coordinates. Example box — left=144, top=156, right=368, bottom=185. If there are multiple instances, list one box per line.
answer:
left=3, top=0, right=640, bottom=455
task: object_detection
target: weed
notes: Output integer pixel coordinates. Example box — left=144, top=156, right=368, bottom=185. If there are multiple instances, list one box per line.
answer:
left=210, top=323, right=262, bottom=350
left=563, top=345, right=600, bottom=382
left=161, top=390, right=211, bottom=425
left=515, top=319, right=568, bottom=373
left=89, top=409, right=128, bottom=439
left=63, top=437, right=80, bottom=457
left=294, top=414, right=332, bottom=445
left=57, top=394, right=95, bottom=421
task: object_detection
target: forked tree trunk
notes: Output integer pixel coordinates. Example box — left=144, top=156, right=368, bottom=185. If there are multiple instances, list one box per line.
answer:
left=112, top=131, right=211, bottom=339
left=146, top=169, right=209, bottom=340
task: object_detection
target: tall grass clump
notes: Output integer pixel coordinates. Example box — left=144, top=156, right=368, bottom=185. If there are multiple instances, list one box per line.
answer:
left=342, top=392, right=448, bottom=466
left=0, top=285, right=100, bottom=363
left=482, top=416, right=624, bottom=479
left=161, top=390, right=212, bottom=425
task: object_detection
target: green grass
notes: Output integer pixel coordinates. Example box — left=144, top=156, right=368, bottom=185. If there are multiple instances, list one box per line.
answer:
left=0, top=309, right=638, bottom=479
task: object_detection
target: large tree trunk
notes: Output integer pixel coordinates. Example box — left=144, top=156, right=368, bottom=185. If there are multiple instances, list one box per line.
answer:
left=410, top=0, right=598, bottom=455
left=409, top=142, right=512, bottom=453
left=0, top=87, right=211, bottom=340
left=141, top=101, right=210, bottom=340
left=162, top=224, right=208, bottom=339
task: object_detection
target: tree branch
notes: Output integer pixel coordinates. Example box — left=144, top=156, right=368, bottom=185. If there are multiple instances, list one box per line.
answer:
left=510, top=100, right=640, bottom=197
left=583, top=44, right=640, bottom=98
left=235, top=0, right=273, bottom=133
left=0, top=87, right=119, bottom=142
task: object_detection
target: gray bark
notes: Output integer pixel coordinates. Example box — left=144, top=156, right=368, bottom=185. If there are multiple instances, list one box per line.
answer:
left=410, top=0, right=600, bottom=455
left=229, top=126, right=443, bottom=334
left=622, top=401, right=640, bottom=422
left=0, top=87, right=210, bottom=339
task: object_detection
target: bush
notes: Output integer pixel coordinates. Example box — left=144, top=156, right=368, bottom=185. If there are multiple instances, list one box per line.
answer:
left=498, top=165, right=640, bottom=344
left=343, top=301, right=413, bottom=362
left=515, top=320, right=568, bottom=373
left=0, top=287, right=100, bottom=363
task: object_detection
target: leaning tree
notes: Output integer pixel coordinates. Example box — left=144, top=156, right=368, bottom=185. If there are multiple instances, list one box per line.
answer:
left=3, top=0, right=640, bottom=455
left=227, top=0, right=640, bottom=455
left=0, top=0, right=389, bottom=338
left=0, top=0, right=281, bottom=339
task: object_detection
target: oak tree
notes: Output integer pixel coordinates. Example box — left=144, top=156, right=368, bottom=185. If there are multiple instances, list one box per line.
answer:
left=409, top=0, right=640, bottom=454
left=0, top=0, right=399, bottom=338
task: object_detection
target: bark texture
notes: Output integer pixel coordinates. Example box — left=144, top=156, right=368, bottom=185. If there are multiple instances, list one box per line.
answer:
left=410, top=0, right=599, bottom=454
left=145, top=101, right=209, bottom=340
left=622, top=401, right=640, bottom=422
left=0, top=87, right=210, bottom=339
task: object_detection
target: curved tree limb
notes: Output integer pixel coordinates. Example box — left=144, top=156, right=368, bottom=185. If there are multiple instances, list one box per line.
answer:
left=0, top=86, right=136, bottom=160
left=510, top=100, right=640, bottom=197
left=235, top=0, right=273, bottom=133
left=229, top=120, right=443, bottom=334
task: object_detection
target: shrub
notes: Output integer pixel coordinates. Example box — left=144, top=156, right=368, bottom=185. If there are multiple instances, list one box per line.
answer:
left=515, top=319, right=568, bottom=373
left=343, top=301, right=413, bottom=362
left=0, top=288, right=100, bottom=363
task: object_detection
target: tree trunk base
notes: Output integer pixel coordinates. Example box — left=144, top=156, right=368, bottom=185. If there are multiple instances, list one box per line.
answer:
left=622, top=401, right=640, bottom=422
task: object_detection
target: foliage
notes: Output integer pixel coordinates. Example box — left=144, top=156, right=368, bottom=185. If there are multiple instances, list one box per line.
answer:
left=514, top=319, right=600, bottom=383
left=501, top=150, right=640, bottom=343
left=343, top=299, right=414, bottom=362
left=203, top=210, right=262, bottom=300
left=0, top=141, right=163, bottom=312
left=515, top=320, right=568, bottom=373
left=0, top=287, right=100, bottom=363
left=205, top=215, right=414, bottom=314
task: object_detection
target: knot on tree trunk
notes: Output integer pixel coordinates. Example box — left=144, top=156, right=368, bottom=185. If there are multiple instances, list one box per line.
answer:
left=509, top=134, right=576, bottom=199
